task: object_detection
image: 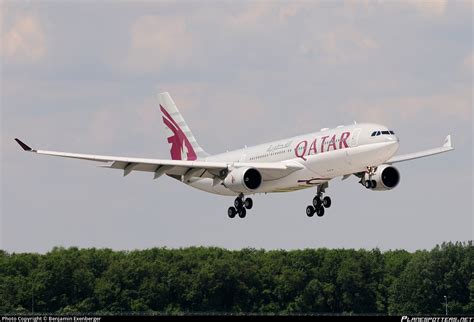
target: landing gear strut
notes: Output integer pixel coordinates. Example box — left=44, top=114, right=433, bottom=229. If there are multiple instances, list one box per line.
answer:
left=228, top=193, right=253, bottom=219
left=361, top=166, right=377, bottom=190
left=306, top=183, right=331, bottom=218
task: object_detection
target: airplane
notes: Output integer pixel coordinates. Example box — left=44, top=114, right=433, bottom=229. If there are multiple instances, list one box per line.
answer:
left=14, top=92, right=454, bottom=219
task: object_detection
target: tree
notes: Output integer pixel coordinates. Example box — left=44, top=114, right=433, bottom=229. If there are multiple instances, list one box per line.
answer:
left=1, top=242, right=472, bottom=315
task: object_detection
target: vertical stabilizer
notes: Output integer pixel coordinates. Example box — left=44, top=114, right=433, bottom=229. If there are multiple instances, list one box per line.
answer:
left=158, top=92, right=209, bottom=160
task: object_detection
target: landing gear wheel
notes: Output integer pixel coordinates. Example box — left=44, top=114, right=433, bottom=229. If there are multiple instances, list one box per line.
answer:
left=306, top=205, right=315, bottom=217
left=228, top=207, right=237, bottom=218
left=322, top=196, right=332, bottom=208
left=244, top=198, right=253, bottom=209
left=371, top=180, right=377, bottom=189
left=316, top=206, right=325, bottom=217
left=365, top=180, right=372, bottom=189
left=312, top=196, right=322, bottom=208
left=238, top=207, right=247, bottom=218
left=234, top=197, right=243, bottom=209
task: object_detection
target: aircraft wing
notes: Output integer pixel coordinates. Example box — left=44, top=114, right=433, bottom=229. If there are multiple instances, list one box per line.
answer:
left=14, top=139, right=303, bottom=180
left=386, top=135, right=454, bottom=164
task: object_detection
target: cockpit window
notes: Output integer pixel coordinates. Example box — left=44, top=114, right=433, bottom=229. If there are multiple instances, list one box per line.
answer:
left=372, top=130, right=395, bottom=137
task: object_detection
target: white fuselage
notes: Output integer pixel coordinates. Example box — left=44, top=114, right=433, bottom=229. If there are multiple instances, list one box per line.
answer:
left=188, top=123, right=400, bottom=196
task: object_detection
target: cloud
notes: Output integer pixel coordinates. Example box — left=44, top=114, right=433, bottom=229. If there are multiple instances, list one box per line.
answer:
left=0, top=2, right=7, bottom=33
left=463, top=51, right=474, bottom=73
left=228, top=2, right=269, bottom=27
left=340, top=87, right=471, bottom=125
left=404, top=0, right=447, bottom=16
left=299, top=27, right=379, bottom=64
left=278, top=3, right=305, bottom=22
left=124, top=15, right=192, bottom=73
left=1, top=14, right=47, bottom=64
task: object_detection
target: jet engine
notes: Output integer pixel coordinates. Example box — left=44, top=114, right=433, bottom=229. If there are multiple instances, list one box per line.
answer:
left=364, top=164, right=400, bottom=191
left=223, top=167, right=262, bottom=193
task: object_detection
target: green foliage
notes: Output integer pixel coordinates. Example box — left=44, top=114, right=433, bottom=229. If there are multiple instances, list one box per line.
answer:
left=388, top=242, right=473, bottom=315
left=0, top=242, right=472, bottom=314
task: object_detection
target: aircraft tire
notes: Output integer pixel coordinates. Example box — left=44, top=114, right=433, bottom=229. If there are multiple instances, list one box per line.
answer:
left=234, top=197, right=243, bottom=209
left=244, top=198, right=253, bottom=209
left=228, top=207, right=237, bottom=218
left=323, top=196, right=332, bottom=208
left=312, top=196, right=321, bottom=208
left=316, top=206, right=325, bottom=217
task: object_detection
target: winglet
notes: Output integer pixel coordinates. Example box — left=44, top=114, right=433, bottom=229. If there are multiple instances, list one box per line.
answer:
left=443, top=135, right=453, bottom=149
left=14, top=138, right=33, bottom=151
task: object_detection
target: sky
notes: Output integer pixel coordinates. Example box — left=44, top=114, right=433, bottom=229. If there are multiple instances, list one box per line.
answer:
left=1, top=0, right=472, bottom=253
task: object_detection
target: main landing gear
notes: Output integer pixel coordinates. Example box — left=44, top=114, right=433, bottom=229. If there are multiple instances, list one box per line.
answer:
left=228, top=193, right=253, bottom=219
left=306, top=183, right=332, bottom=218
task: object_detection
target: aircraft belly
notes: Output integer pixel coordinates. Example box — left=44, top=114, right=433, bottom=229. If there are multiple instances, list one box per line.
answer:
left=188, top=178, right=237, bottom=196
left=257, top=167, right=321, bottom=192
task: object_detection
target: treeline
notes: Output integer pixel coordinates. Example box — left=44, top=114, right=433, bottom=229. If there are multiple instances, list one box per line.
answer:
left=0, top=242, right=472, bottom=315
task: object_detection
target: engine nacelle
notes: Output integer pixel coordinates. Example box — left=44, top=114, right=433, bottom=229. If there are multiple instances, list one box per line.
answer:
left=365, top=164, right=400, bottom=191
left=223, top=167, right=262, bottom=193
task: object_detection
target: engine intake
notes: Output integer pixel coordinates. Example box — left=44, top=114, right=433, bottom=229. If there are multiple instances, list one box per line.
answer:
left=365, top=164, right=400, bottom=191
left=224, top=167, right=262, bottom=193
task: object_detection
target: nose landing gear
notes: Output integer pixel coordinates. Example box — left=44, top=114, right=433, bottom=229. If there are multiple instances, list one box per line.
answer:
left=361, top=166, right=377, bottom=189
left=306, top=183, right=331, bottom=218
left=228, top=193, right=253, bottom=219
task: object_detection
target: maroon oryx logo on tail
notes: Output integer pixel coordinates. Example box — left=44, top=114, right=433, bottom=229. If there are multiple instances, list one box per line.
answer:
left=160, top=105, right=197, bottom=161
